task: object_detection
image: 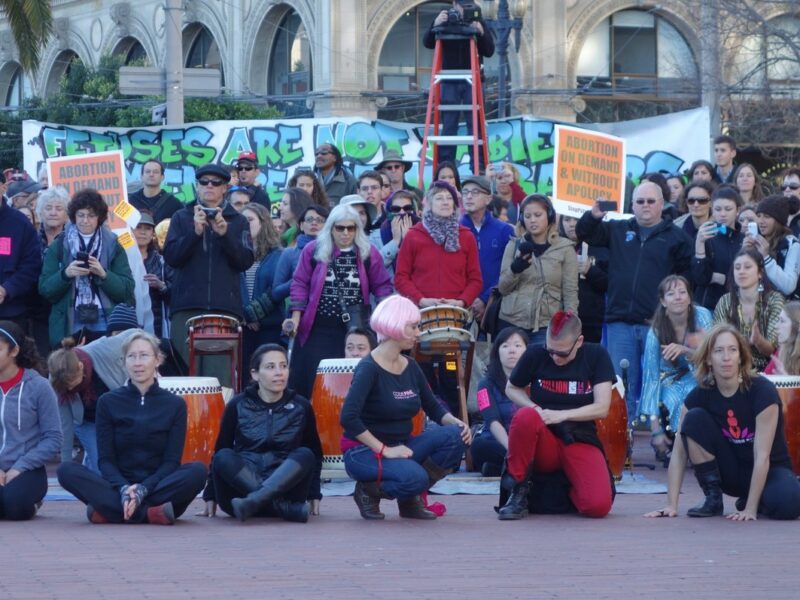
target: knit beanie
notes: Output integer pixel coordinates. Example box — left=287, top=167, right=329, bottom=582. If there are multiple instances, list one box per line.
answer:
left=106, top=304, right=140, bottom=335
left=756, top=195, right=790, bottom=225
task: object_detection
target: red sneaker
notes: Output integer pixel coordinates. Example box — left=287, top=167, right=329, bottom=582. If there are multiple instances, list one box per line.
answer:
left=86, top=505, right=109, bottom=524
left=146, top=502, right=175, bottom=525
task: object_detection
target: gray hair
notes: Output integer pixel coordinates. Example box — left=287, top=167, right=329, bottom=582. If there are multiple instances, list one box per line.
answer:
left=35, top=186, right=70, bottom=222
left=314, top=204, right=372, bottom=264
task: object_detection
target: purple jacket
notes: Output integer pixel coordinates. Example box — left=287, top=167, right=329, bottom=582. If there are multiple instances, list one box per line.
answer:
left=290, top=241, right=393, bottom=345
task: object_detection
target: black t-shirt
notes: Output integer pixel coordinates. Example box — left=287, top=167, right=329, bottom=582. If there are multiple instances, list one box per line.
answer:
left=340, top=354, right=447, bottom=445
left=508, top=343, right=615, bottom=448
left=684, top=376, right=791, bottom=468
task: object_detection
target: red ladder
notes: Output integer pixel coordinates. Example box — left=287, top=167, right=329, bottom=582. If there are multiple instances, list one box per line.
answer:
left=418, top=35, right=489, bottom=189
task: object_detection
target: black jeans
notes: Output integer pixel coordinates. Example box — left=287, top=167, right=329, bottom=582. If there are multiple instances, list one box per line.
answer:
left=210, top=447, right=316, bottom=517
left=681, top=407, right=800, bottom=520
left=470, top=431, right=506, bottom=473
left=57, top=461, right=207, bottom=523
left=0, top=467, right=48, bottom=521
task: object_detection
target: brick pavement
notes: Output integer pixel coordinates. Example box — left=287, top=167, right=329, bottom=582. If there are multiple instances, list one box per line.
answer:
left=2, top=439, right=799, bottom=599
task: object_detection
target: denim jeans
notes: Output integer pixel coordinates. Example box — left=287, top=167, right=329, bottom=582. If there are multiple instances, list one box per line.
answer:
left=343, top=424, right=465, bottom=499
left=605, top=321, right=650, bottom=421
left=74, top=422, right=99, bottom=474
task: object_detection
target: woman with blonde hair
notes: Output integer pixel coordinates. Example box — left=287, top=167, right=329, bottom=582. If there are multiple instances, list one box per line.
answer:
left=285, top=204, right=392, bottom=398
left=733, top=163, right=767, bottom=206
left=645, top=324, right=800, bottom=520
left=497, top=194, right=578, bottom=345
left=764, top=301, right=800, bottom=375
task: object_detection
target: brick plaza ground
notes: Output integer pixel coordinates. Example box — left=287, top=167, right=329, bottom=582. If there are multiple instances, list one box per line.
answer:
left=3, top=438, right=799, bottom=600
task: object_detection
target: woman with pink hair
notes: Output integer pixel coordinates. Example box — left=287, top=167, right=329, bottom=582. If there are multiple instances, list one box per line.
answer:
left=339, top=295, right=471, bottom=521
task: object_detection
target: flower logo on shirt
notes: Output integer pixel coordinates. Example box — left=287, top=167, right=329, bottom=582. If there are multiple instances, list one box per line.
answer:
left=721, top=408, right=752, bottom=444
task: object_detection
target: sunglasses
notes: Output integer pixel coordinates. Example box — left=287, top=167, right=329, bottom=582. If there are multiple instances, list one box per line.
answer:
left=389, top=204, right=414, bottom=213
left=197, top=179, right=225, bottom=187
left=686, top=196, right=710, bottom=205
left=334, top=224, right=357, bottom=233
left=303, top=216, right=326, bottom=225
left=634, top=198, right=657, bottom=205
left=237, top=165, right=256, bottom=172
left=383, top=163, right=404, bottom=171
left=545, top=337, right=580, bottom=358
left=782, top=183, right=800, bottom=191
left=315, top=150, right=333, bottom=156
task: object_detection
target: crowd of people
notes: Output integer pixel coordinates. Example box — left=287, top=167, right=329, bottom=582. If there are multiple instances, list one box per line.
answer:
left=3, top=128, right=800, bottom=525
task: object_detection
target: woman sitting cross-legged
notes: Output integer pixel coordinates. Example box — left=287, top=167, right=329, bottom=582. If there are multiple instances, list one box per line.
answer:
left=645, top=324, right=800, bottom=520
left=0, top=322, right=62, bottom=521
left=199, top=344, right=323, bottom=523
left=57, top=331, right=207, bottom=525
left=340, top=295, right=471, bottom=520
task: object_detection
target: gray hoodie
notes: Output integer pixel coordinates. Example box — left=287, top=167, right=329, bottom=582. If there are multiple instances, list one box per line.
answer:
left=81, top=328, right=140, bottom=390
left=0, top=369, right=62, bottom=472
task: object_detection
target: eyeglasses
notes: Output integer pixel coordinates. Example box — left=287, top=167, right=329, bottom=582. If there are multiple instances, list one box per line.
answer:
left=315, top=150, right=332, bottom=156
left=686, top=196, right=710, bottom=205
left=197, top=179, right=225, bottom=187
left=462, top=187, right=487, bottom=197
left=782, top=183, right=800, bottom=191
left=359, top=185, right=381, bottom=193
left=125, top=352, right=154, bottom=362
left=634, top=198, right=658, bottom=205
left=237, top=165, right=256, bottom=172
left=389, top=204, right=414, bottom=214
left=304, top=216, right=326, bottom=225
left=75, top=211, right=98, bottom=220
left=334, top=224, right=357, bottom=233
left=545, top=337, right=580, bottom=358
left=383, top=163, right=404, bottom=171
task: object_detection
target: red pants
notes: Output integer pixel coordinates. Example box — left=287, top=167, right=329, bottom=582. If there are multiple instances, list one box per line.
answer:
left=507, top=407, right=612, bottom=518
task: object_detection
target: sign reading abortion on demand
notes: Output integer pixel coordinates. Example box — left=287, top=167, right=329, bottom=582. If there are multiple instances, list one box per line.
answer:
left=552, top=125, right=626, bottom=217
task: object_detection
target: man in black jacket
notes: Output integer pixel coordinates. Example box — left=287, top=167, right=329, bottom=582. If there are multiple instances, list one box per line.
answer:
left=576, top=181, right=693, bottom=419
left=422, top=1, right=495, bottom=166
left=128, top=160, right=183, bottom=225
left=163, top=164, right=254, bottom=387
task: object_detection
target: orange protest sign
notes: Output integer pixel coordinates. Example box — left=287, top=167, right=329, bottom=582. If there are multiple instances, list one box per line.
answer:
left=47, top=150, right=129, bottom=229
left=552, top=125, right=626, bottom=218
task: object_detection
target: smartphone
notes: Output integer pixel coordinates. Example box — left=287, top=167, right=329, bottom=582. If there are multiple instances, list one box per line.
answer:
left=747, top=222, right=758, bottom=238
left=716, top=224, right=727, bottom=236
left=76, top=251, right=90, bottom=268
left=598, top=200, right=618, bottom=212
left=201, top=207, right=218, bottom=219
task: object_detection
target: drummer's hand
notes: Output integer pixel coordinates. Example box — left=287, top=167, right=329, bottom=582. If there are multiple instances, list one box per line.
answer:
left=382, top=444, right=413, bottom=459
left=644, top=506, right=678, bottom=518
left=540, top=409, right=566, bottom=425
left=419, top=298, right=441, bottom=308
left=282, top=316, right=299, bottom=336
left=471, top=298, right=486, bottom=320
left=196, top=501, right=217, bottom=517
left=309, top=499, right=320, bottom=516
left=442, top=298, right=465, bottom=308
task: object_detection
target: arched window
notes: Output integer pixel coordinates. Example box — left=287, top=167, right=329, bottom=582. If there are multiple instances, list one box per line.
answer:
left=1, top=63, right=31, bottom=107
left=45, top=50, right=80, bottom=97
left=268, top=10, right=312, bottom=95
left=185, top=25, right=225, bottom=86
left=377, top=2, right=502, bottom=121
left=114, top=37, right=149, bottom=66
left=766, top=16, right=800, bottom=81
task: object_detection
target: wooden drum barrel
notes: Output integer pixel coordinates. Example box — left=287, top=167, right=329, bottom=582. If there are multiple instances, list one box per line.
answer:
left=764, top=375, right=800, bottom=475
left=595, top=379, right=628, bottom=480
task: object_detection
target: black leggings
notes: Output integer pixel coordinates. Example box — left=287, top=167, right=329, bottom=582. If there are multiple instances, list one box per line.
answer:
left=470, top=432, right=506, bottom=473
left=211, top=447, right=316, bottom=517
left=57, top=462, right=207, bottom=523
left=0, top=467, right=48, bottom=521
left=681, top=407, right=800, bottom=520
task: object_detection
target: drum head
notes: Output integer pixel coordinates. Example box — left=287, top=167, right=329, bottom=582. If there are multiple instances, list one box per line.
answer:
left=418, top=327, right=472, bottom=343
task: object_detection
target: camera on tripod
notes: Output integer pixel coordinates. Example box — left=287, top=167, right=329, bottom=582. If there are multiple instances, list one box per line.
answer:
left=436, top=1, right=483, bottom=36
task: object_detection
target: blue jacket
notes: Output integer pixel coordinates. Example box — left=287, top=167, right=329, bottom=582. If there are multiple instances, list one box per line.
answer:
left=0, top=202, right=42, bottom=318
left=576, top=214, right=692, bottom=325
left=459, top=211, right=514, bottom=303
left=272, top=234, right=315, bottom=303
left=240, top=248, right=283, bottom=328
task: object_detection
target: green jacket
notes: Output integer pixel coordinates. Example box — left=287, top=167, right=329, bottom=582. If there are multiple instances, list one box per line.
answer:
left=38, top=228, right=135, bottom=348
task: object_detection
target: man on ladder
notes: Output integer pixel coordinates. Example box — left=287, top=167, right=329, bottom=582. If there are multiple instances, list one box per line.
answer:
left=423, top=1, right=495, bottom=170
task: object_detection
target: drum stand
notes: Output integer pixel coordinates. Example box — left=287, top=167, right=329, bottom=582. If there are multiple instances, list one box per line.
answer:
left=412, top=338, right=475, bottom=430
left=187, top=314, right=243, bottom=393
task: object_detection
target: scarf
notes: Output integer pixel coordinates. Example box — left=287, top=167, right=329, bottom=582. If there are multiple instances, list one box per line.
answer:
left=422, top=209, right=460, bottom=253
left=65, top=223, right=103, bottom=307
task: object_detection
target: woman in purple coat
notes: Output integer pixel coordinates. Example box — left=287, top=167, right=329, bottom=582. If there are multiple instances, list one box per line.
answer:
left=284, top=204, right=392, bottom=398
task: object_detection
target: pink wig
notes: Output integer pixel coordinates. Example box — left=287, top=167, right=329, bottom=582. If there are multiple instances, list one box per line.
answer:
left=370, top=295, right=421, bottom=343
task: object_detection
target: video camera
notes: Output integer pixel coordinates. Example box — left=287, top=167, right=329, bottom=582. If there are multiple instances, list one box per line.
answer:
left=434, top=1, right=483, bottom=37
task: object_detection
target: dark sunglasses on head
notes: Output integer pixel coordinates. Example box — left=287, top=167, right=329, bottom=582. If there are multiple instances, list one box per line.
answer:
left=634, top=198, right=657, bottom=205
left=389, top=204, right=414, bottom=213
left=686, top=196, right=710, bottom=204
left=197, top=179, right=225, bottom=187
left=334, top=224, right=357, bottom=233
left=783, top=183, right=800, bottom=191
left=237, top=165, right=256, bottom=172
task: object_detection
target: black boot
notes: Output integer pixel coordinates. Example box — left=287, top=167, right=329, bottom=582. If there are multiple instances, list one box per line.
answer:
left=353, top=481, right=389, bottom=520
left=230, top=465, right=262, bottom=494
left=231, top=459, right=307, bottom=522
left=271, top=499, right=310, bottom=523
left=498, top=479, right=530, bottom=520
left=687, top=460, right=724, bottom=517
left=422, top=458, right=452, bottom=489
left=398, top=495, right=437, bottom=520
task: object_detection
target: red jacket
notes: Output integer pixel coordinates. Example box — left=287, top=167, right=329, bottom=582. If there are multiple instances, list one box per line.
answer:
left=395, top=222, right=483, bottom=306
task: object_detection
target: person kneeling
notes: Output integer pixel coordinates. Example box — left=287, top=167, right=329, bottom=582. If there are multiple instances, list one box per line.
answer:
left=645, top=324, right=800, bottom=521
left=340, top=295, right=471, bottom=520
left=199, top=344, right=323, bottom=523
left=57, top=331, right=207, bottom=524
left=498, top=311, right=614, bottom=520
